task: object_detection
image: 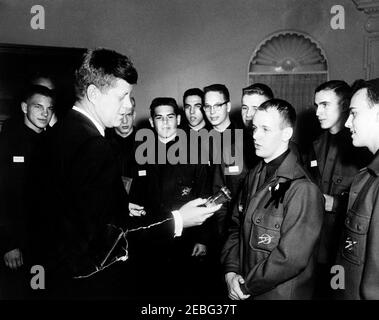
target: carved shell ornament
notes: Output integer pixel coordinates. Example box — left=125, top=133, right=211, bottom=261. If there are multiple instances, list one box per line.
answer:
left=250, top=32, right=327, bottom=73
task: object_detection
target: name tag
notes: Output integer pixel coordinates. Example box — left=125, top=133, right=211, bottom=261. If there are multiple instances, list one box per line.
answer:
left=138, top=170, right=146, bottom=176
left=13, top=156, right=24, bottom=163
left=311, top=160, right=317, bottom=167
left=227, top=166, right=239, bottom=173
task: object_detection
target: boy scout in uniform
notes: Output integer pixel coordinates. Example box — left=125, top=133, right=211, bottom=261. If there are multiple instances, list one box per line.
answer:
left=303, top=80, right=371, bottom=298
left=335, top=78, right=379, bottom=299
left=222, top=99, right=324, bottom=300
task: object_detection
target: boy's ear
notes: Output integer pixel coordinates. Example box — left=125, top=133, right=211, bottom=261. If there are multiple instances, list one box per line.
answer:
left=21, top=102, right=28, bottom=114
left=282, top=127, right=293, bottom=142
left=149, top=117, right=154, bottom=128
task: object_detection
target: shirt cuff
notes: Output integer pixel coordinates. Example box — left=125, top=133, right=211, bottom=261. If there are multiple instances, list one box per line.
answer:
left=171, top=210, right=183, bottom=237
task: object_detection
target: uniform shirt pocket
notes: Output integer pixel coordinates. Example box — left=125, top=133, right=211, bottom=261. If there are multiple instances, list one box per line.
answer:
left=249, top=211, right=283, bottom=253
left=341, top=209, right=369, bottom=265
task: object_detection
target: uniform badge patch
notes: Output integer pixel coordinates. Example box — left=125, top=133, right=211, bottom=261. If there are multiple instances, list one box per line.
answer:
left=13, top=156, right=24, bottom=163
left=227, top=166, right=239, bottom=173
left=311, top=160, right=317, bottom=167
left=344, top=237, right=357, bottom=251
left=258, top=233, right=273, bottom=245
left=181, top=187, right=192, bottom=196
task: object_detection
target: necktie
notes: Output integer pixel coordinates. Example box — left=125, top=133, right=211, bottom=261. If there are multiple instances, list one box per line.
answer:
left=257, top=163, right=267, bottom=189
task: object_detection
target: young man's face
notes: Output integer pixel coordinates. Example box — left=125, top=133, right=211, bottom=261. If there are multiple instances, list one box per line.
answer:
left=115, top=106, right=135, bottom=137
left=345, top=88, right=379, bottom=152
left=22, top=93, right=54, bottom=133
left=252, top=108, right=291, bottom=162
left=314, top=89, right=344, bottom=133
left=93, top=78, right=133, bottom=128
left=204, top=91, right=230, bottom=127
left=184, top=95, right=204, bottom=128
left=150, top=105, right=180, bottom=141
left=241, top=94, right=268, bottom=127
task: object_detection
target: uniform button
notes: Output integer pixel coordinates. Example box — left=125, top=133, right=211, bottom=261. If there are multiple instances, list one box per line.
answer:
left=256, top=218, right=261, bottom=224
left=275, top=224, right=280, bottom=229
left=357, top=224, right=362, bottom=231
left=346, top=218, right=350, bottom=224
left=336, top=178, right=342, bottom=183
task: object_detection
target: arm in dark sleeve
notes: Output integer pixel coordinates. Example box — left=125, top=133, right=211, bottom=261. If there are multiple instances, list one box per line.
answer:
left=221, top=179, right=248, bottom=274
left=0, top=135, right=20, bottom=254
left=360, top=192, right=379, bottom=299
left=331, top=191, right=349, bottom=213
left=212, top=164, right=228, bottom=239
left=64, top=139, right=175, bottom=274
left=242, top=182, right=324, bottom=296
left=192, top=164, right=213, bottom=245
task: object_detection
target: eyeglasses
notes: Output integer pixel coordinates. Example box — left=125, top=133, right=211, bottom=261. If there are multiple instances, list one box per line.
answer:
left=203, top=101, right=229, bottom=112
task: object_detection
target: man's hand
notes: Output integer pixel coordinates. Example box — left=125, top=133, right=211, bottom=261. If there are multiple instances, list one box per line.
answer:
left=4, top=248, right=23, bottom=270
left=323, top=194, right=334, bottom=212
left=225, top=272, right=251, bottom=300
left=192, top=243, right=207, bottom=257
left=178, top=198, right=221, bottom=228
left=129, top=202, right=146, bottom=217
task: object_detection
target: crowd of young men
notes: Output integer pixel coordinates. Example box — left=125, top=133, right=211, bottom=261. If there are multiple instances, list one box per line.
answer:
left=0, top=47, right=379, bottom=300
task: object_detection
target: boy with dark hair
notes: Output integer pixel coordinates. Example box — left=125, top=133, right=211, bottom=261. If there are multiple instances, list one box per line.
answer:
left=335, top=78, right=379, bottom=299
left=303, top=80, right=371, bottom=298
left=129, top=97, right=212, bottom=298
left=0, top=84, right=55, bottom=298
left=182, top=88, right=209, bottom=131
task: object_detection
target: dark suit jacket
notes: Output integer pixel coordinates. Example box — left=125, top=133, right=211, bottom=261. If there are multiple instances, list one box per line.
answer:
left=129, top=134, right=212, bottom=256
left=210, top=122, right=248, bottom=245
left=0, top=120, right=45, bottom=256
left=37, top=109, right=175, bottom=279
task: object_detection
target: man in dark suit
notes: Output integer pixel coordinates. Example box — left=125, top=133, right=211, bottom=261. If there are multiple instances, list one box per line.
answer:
left=37, top=48, right=220, bottom=299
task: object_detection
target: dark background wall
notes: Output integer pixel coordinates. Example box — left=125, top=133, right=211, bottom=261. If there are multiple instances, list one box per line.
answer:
left=0, top=0, right=368, bottom=123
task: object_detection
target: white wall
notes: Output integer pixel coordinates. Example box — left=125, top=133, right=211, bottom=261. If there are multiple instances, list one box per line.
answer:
left=0, top=0, right=368, bottom=122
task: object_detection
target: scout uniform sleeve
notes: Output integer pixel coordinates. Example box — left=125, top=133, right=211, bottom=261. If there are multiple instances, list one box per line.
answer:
left=360, top=192, right=379, bottom=299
